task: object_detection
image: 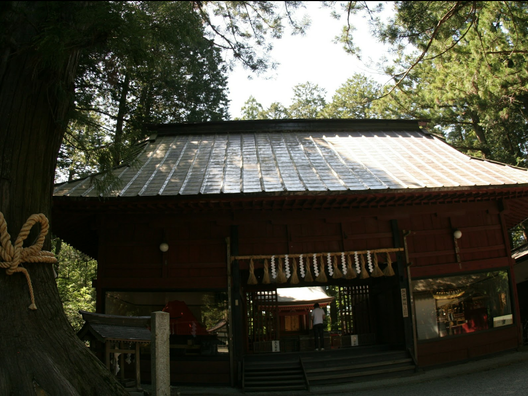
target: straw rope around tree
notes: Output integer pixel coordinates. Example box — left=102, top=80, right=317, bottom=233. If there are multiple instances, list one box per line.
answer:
left=0, top=212, right=57, bottom=310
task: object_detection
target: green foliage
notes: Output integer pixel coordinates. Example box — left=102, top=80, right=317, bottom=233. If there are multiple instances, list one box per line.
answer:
left=53, top=239, right=97, bottom=332
left=201, top=293, right=228, bottom=330
left=51, top=1, right=310, bottom=184
left=59, top=1, right=231, bottom=183
left=289, top=82, right=327, bottom=118
left=321, top=73, right=395, bottom=119
left=375, top=1, right=528, bottom=167
left=201, top=1, right=309, bottom=74
left=511, top=223, right=528, bottom=250
left=239, top=96, right=267, bottom=120
left=239, top=82, right=328, bottom=119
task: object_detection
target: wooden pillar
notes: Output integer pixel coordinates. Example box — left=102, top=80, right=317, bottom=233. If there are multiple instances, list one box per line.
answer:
left=135, top=342, right=142, bottom=390
left=230, top=226, right=244, bottom=386
left=391, top=220, right=416, bottom=361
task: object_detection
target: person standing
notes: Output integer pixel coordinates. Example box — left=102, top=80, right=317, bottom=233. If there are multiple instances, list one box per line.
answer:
left=311, top=303, right=326, bottom=351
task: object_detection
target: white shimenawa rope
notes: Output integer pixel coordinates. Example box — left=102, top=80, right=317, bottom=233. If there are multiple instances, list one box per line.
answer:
left=354, top=251, right=361, bottom=274
left=341, top=252, right=347, bottom=275
left=327, top=253, right=333, bottom=277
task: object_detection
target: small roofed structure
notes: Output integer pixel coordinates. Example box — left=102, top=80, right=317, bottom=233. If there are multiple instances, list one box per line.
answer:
left=77, top=310, right=151, bottom=391
left=276, top=287, right=333, bottom=336
left=277, top=286, right=334, bottom=309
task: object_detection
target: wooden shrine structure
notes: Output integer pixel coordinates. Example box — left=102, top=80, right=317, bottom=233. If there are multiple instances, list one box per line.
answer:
left=52, top=118, right=528, bottom=387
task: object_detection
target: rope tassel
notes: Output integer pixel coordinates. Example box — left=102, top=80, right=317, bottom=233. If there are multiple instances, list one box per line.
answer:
left=359, top=254, right=370, bottom=279
left=332, top=255, right=343, bottom=279
left=371, top=252, right=384, bottom=277
left=277, top=257, right=287, bottom=283
left=247, top=259, right=258, bottom=285
left=0, top=212, right=57, bottom=310
left=383, top=252, right=395, bottom=277
left=262, top=259, right=270, bottom=284
left=289, top=257, right=299, bottom=284
left=345, top=254, right=357, bottom=279
left=316, top=255, right=327, bottom=283
left=304, top=256, right=313, bottom=282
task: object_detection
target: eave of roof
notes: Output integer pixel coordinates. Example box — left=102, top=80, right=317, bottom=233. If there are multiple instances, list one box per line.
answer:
left=52, top=119, right=528, bottom=231
left=55, top=127, right=528, bottom=194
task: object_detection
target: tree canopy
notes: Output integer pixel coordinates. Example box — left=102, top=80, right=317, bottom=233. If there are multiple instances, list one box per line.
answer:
left=239, top=1, right=528, bottom=169
left=56, top=1, right=310, bottom=183
left=365, top=1, right=528, bottom=167
left=0, top=2, right=307, bottom=394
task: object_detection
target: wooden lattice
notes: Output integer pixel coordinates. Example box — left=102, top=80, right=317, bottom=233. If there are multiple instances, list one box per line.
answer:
left=246, top=289, right=279, bottom=348
left=338, top=285, right=371, bottom=335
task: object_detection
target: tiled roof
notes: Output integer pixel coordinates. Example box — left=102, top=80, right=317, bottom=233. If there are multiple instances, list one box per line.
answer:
left=53, top=119, right=528, bottom=198
left=77, top=310, right=151, bottom=343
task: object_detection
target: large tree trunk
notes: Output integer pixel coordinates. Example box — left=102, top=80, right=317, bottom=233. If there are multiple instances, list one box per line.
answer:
left=0, top=3, right=128, bottom=395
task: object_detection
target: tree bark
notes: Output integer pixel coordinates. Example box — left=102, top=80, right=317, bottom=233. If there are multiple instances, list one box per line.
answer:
left=0, top=3, right=128, bottom=395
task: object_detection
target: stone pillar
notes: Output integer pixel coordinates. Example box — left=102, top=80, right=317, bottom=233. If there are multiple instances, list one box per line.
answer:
left=151, top=311, right=170, bottom=396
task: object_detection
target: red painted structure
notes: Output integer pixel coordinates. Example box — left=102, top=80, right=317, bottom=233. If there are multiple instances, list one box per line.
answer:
left=52, top=119, right=528, bottom=386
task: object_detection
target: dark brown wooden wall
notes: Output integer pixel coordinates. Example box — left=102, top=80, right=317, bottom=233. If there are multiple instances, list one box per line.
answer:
left=417, top=326, right=519, bottom=367
left=93, top=199, right=521, bottom=372
left=96, top=214, right=230, bottom=291
left=95, top=201, right=513, bottom=290
left=399, top=202, right=511, bottom=278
